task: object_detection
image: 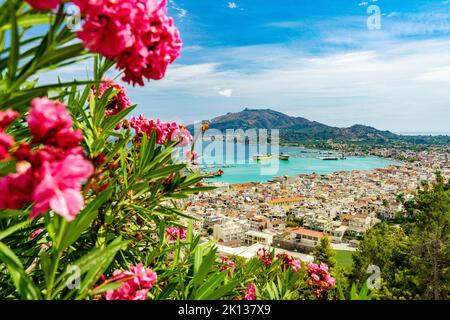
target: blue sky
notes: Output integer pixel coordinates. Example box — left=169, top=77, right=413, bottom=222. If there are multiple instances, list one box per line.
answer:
left=50, top=1, right=450, bottom=132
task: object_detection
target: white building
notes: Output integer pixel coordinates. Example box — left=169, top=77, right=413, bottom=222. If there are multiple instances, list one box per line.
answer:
left=244, top=230, right=274, bottom=246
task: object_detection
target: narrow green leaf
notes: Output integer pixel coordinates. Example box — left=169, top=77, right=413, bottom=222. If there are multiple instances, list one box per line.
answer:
left=203, top=280, right=239, bottom=300
left=192, top=246, right=217, bottom=287
left=7, top=5, right=19, bottom=82
left=0, top=220, right=30, bottom=241
left=195, top=271, right=228, bottom=300
left=58, top=187, right=114, bottom=250
left=0, top=241, right=41, bottom=300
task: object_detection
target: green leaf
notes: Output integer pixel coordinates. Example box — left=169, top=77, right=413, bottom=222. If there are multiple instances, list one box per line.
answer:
left=201, top=280, right=239, bottom=300
left=57, top=187, right=114, bottom=250
left=0, top=241, right=41, bottom=300
left=0, top=160, right=17, bottom=176
left=195, top=271, right=228, bottom=300
left=53, top=237, right=128, bottom=298
left=91, top=282, right=122, bottom=295
left=0, top=220, right=30, bottom=241
left=0, top=209, right=29, bottom=219
left=191, top=245, right=217, bottom=288
left=157, top=281, right=178, bottom=300
left=7, top=4, right=19, bottom=82
left=36, top=43, right=85, bottom=69
left=101, top=105, right=136, bottom=132
left=0, top=13, right=49, bottom=32
left=143, top=164, right=186, bottom=182
left=76, top=238, right=129, bottom=298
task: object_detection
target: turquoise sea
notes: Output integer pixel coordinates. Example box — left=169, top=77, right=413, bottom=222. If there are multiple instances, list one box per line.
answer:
left=195, top=142, right=398, bottom=184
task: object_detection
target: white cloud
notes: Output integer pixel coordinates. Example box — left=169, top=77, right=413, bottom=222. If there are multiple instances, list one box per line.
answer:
left=228, top=2, right=238, bottom=9
left=358, top=2, right=369, bottom=6
left=218, top=89, right=233, bottom=97
left=169, top=0, right=188, bottom=20
left=131, top=38, right=450, bottom=131
left=414, top=66, right=450, bottom=82
left=177, top=9, right=187, bottom=19
left=387, top=12, right=399, bottom=18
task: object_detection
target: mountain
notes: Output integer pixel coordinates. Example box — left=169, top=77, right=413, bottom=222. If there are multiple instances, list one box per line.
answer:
left=187, top=108, right=401, bottom=144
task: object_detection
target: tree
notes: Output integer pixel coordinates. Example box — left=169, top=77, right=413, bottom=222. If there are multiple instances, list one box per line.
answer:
left=408, top=172, right=450, bottom=300
left=313, top=235, right=336, bottom=269
left=349, top=223, right=420, bottom=299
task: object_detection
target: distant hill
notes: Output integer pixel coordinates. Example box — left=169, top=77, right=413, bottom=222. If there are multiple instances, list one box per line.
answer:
left=187, top=108, right=410, bottom=145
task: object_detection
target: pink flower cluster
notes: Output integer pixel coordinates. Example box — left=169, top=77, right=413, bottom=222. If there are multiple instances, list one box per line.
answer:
left=184, top=150, right=198, bottom=164
left=92, top=78, right=131, bottom=117
left=276, top=253, right=301, bottom=272
left=130, top=114, right=192, bottom=146
left=104, top=264, right=157, bottom=300
left=307, top=262, right=336, bottom=297
left=25, top=0, right=60, bottom=10
left=0, top=109, right=19, bottom=130
left=256, top=248, right=273, bottom=266
left=245, top=282, right=256, bottom=300
left=165, top=227, right=186, bottom=241
left=0, top=110, right=19, bottom=160
left=0, top=98, right=93, bottom=221
left=219, top=255, right=235, bottom=272
left=74, top=0, right=182, bottom=86
left=28, top=98, right=83, bottom=149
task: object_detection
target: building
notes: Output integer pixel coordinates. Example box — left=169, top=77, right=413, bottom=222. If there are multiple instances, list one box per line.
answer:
left=273, top=228, right=324, bottom=253
left=347, top=214, right=372, bottom=233
left=331, top=225, right=348, bottom=243
left=290, top=228, right=324, bottom=247
left=244, top=230, right=273, bottom=246
left=213, top=221, right=245, bottom=243
left=267, top=197, right=304, bottom=207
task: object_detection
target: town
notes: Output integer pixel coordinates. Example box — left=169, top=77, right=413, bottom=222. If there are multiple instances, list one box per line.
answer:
left=183, top=148, right=450, bottom=261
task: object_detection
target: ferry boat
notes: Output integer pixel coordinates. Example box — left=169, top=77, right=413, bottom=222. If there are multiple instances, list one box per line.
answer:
left=279, top=153, right=290, bottom=160
left=318, top=155, right=346, bottom=160
left=204, top=169, right=224, bottom=178
left=253, top=153, right=272, bottom=161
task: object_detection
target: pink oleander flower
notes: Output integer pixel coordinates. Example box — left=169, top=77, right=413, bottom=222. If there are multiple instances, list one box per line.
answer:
left=165, top=227, right=186, bottom=241
left=184, top=150, right=198, bottom=164
left=0, top=132, right=14, bottom=160
left=219, top=256, right=235, bottom=272
left=28, top=97, right=81, bottom=149
left=0, top=98, right=92, bottom=221
left=170, top=126, right=193, bottom=147
left=307, top=262, right=335, bottom=297
left=104, top=264, right=157, bottom=300
left=290, top=259, right=301, bottom=272
left=25, top=0, right=60, bottom=10
left=325, top=274, right=336, bottom=287
left=92, top=78, right=132, bottom=117
left=277, top=253, right=301, bottom=272
left=130, top=114, right=183, bottom=145
left=257, top=248, right=273, bottom=266
left=28, top=228, right=44, bottom=241
left=76, top=0, right=182, bottom=86
left=245, top=283, right=256, bottom=300
left=30, top=154, right=93, bottom=221
left=0, top=167, right=34, bottom=210
left=0, top=109, right=19, bottom=130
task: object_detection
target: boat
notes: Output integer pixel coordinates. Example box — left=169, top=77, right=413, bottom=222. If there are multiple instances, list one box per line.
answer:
left=204, top=169, right=224, bottom=178
left=253, top=153, right=272, bottom=161
left=279, top=153, right=290, bottom=160
left=318, top=155, right=346, bottom=160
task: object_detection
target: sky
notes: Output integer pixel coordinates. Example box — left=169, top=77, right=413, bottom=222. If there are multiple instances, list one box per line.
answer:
left=45, top=0, right=450, bottom=132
